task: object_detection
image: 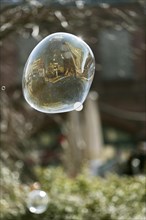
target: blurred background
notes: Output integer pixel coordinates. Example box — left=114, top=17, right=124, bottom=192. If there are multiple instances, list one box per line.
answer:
left=0, top=0, right=146, bottom=219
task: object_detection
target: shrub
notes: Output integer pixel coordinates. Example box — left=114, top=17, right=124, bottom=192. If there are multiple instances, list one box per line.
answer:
left=1, top=166, right=145, bottom=220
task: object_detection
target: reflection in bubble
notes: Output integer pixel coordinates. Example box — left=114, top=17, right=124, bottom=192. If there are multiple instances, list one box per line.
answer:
left=22, top=32, right=95, bottom=113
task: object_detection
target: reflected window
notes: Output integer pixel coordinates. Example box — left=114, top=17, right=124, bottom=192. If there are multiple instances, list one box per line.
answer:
left=99, top=29, right=134, bottom=80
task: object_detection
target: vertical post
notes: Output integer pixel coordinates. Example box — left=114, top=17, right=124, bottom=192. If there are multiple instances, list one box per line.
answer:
left=83, top=92, right=103, bottom=161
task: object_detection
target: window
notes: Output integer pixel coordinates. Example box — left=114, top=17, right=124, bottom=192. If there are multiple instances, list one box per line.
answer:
left=99, top=29, right=134, bottom=80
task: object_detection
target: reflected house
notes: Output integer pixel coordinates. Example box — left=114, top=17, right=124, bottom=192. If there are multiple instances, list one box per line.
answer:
left=46, top=60, right=65, bottom=82
left=31, top=58, right=45, bottom=77
left=48, top=61, right=64, bottom=77
left=65, top=42, right=84, bottom=77
left=47, top=62, right=58, bottom=78
left=44, top=41, right=84, bottom=81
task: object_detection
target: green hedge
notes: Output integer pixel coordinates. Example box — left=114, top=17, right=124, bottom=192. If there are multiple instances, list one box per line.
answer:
left=1, top=166, right=145, bottom=220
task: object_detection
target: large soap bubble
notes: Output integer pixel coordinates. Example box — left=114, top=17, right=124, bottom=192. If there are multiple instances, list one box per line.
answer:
left=22, top=32, right=95, bottom=113
left=27, top=190, right=49, bottom=214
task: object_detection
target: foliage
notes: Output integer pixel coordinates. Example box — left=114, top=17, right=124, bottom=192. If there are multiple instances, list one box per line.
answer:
left=1, top=165, right=145, bottom=220
left=0, top=162, right=28, bottom=219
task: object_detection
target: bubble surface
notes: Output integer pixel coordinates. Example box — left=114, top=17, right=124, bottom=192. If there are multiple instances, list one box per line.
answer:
left=27, top=190, right=49, bottom=214
left=22, top=32, right=95, bottom=113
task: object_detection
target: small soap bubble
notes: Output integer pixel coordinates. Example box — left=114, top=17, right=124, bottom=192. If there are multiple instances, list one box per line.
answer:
left=22, top=32, right=95, bottom=113
left=88, top=91, right=98, bottom=100
left=27, top=190, right=49, bottom=214
left=1, top=86, right=6, bottom=91
left=74, top=102, right=83, bottom=111
left=131, top=158, right=140, bottom=168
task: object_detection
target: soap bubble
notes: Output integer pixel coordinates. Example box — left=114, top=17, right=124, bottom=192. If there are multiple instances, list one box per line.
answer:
left=27, top=190, right=49, bottom=214
left=74, top=102, right=83, bottom=111
left=1, top=86, right=6, bottom=91
left=22, top=32, right=95, bottom=113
